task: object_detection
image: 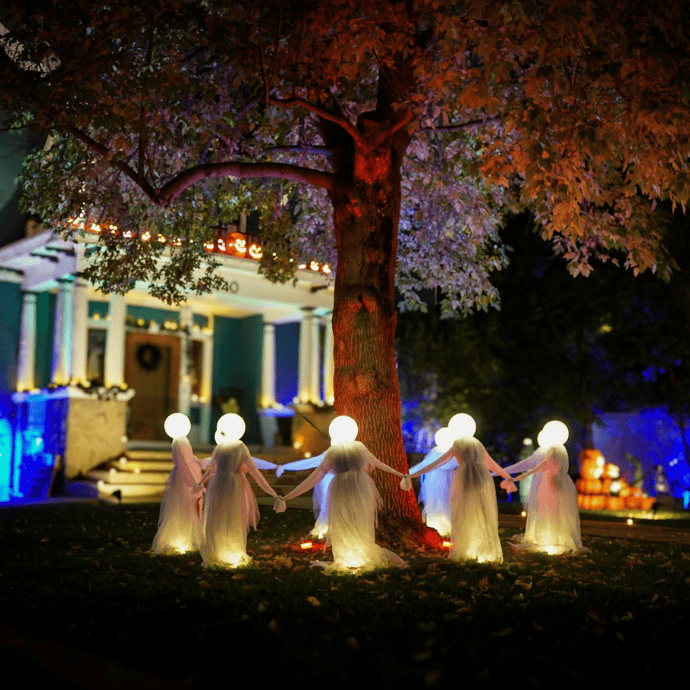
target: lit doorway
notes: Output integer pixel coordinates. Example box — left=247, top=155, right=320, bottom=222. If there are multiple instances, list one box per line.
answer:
left=125, top=332, right=180, bottom=441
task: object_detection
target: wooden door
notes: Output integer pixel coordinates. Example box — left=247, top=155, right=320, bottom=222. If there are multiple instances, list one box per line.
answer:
left=125, top=332, right=180, bottom=441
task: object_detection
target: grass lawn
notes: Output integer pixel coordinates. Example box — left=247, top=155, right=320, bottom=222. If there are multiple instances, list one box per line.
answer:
left=2, top=501, right=689, bottom=688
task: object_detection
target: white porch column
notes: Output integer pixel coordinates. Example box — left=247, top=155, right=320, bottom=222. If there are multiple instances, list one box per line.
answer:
left=323, top=312, right=334, bottom=405
left=70, top=276, right=89, bottom=385
left=16, top=291, right=37, bottom=391
left=297, top=308, right=314, bottom=403
left=261, top=321, right=276, bottom=407
left=51, top=278, right=74, bottom=386
left=178, top=306, right=193, bottom=416
left=104, top=294, right=126, bottom=388
left=309, top=314, right=321, bottom=404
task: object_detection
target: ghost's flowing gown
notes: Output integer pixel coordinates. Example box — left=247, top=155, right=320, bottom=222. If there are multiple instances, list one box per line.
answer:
left=276, top=441, right=407, bottom=572
left=409, top=448, right=457, bottom=537
left=512, top=445, right=584, bottom=554
left=275, top=453, right=329, bottom=538
left=200, top=441, right=277, bottom=567
left=408, top=437, right=516, bottom=563
left=152, top=437, right=203, bottom=554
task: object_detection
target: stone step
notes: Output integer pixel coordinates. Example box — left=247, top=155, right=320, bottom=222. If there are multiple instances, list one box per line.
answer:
left=88, top=469, right=172, bottom=484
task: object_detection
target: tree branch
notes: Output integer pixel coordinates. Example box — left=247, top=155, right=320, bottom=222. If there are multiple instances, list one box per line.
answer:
left=267, top=144, right=334, bottom=157
left=268, top=96, right=361, bottom=143
left=420, top=116, right=503, bottom=133
left=66, top=124, right=156, bottom=199
left=154, top=161, right=336, bottom=205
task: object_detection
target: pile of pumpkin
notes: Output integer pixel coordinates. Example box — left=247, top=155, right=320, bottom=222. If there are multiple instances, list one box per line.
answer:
left=576, top=449, right=655, bottom=510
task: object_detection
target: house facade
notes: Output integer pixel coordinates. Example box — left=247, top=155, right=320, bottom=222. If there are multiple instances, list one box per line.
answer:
left=0, top=224, right=335, bottom=501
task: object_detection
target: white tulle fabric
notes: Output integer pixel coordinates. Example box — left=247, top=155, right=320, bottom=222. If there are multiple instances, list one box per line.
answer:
left=511, top=445, right=584, bottom=554
left=409, top=437, right=511, bottom=563
left=409, top=448, right=457, bottom=537
left=152, top=438, right=203, bottom=554
left=200, top=441, right=275, bottom=567
left=280, top=441, right=407, bottom=572
left=275, top=453, right=329, bottom=537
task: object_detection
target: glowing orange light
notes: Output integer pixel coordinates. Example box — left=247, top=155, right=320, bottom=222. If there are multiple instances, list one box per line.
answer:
left=442, top=540, right=453, bottom=549
left=248, top=243, right=262, bottom=259
left=300, top=541, right=313, bottom=550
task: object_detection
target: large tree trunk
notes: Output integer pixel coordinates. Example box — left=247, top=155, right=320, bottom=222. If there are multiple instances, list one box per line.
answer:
left=329, top=115, right=438, bottom=545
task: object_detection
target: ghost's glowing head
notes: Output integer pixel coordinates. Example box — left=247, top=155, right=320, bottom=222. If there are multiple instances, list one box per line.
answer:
left=329, top=416, right=358, bottom=444
left=537, top=421, right=569, bottom=448
left=448, top=413, right=476, bottom=439
left=164, top=413, right=191, bottom=439
left=216, top=413, right=246, bottom=442
left=434, top=427, right=454, bottom=452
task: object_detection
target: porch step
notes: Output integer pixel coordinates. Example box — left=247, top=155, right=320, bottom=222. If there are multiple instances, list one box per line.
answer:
left=70, top=443, right=319, bottom=507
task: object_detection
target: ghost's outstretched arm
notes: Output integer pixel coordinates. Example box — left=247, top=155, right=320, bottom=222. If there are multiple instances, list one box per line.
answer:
left=275, top=453, right=325, bottom=477
left=514, top=450, right=553, bottom=482
left=482, top=452, right=517, bottom=493
left=251, top=456, right=278, bottom=471
left=363, top=449, right=408, bottom=478
left=409, top=450, right=443, bottom=475
left=408, top=448, right=455, bottom=479
left=503, top=449, right=545, bottom=476
left=245, top=457, right=278, bottom=498
left=280, top=464, right=328, bottom=503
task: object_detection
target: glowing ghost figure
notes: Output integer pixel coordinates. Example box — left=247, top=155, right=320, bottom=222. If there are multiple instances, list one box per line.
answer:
left=200, top=415, right=279, bottom=567
left=408, top=427, right=456, bottom=537
left=274, top=416, right=408, bottom=572
left=152, top=414, right=203, bottom=555
left=508, top=421, right=585, bottom=555
left=404, top=417, right=517, bottom=563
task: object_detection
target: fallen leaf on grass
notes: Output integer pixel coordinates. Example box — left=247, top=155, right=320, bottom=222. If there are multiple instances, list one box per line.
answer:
left=493, top=628, right=513, bottom=637
left=307, top=596, right=321, bottom=607
left=418, top=622, right=437, bottom=632
left=268, top=620, right=280, bottom=633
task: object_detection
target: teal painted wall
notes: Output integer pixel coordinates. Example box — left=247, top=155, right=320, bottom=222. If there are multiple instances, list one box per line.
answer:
left=88, top=301, right=109, bottom=319
left=34, top=291, right=55, bottom=389
left=127, top=305, right=178, bottom=326
left=212, top=314, right=263, bottom=444
left=0, top=282, right=22, bottom=393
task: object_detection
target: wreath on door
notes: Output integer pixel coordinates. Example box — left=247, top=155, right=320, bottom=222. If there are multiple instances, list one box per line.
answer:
left=136, top=343, right=162, bottom=371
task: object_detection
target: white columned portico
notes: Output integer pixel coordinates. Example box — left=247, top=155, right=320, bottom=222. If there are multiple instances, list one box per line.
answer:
left=323, top=312, right=334, bottom=405
left=104, top=293, right=126, bottom=388
left=16, top=291, right=37, bottom=391
left=261, top=321, right=276, bottom=407
left=309, top=314, right=321, bottom=404
left=70, top=276, right=89, bottom=385
left=51, top=278, right=74, bottom=386
left=297, top=307, right=317, bottom=403
left=178, top=306, right=193, bottom=416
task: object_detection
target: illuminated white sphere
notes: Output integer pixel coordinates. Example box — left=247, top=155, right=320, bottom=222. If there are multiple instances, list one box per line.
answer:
left=434, top=427, right=454, bottom=452
left=448, top=413, right=476, bottom=439
left=329, top=415, right=358, bottom=444
left=164, top=413, right=191, bottom=439
left=217, top=413, right=246, bottom=441
left=538, top=420, right=569, bottom=447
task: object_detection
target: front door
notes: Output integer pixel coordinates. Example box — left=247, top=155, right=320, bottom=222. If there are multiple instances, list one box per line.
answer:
left=125, top=332, right=180, bottom=441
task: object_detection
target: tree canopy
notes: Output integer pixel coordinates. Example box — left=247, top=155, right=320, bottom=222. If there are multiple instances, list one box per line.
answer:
left=398, top=211, right=690, bottom=460
left=2, top=0, right=690, bottom=529
left=2, top=1, right=689, bottom=304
